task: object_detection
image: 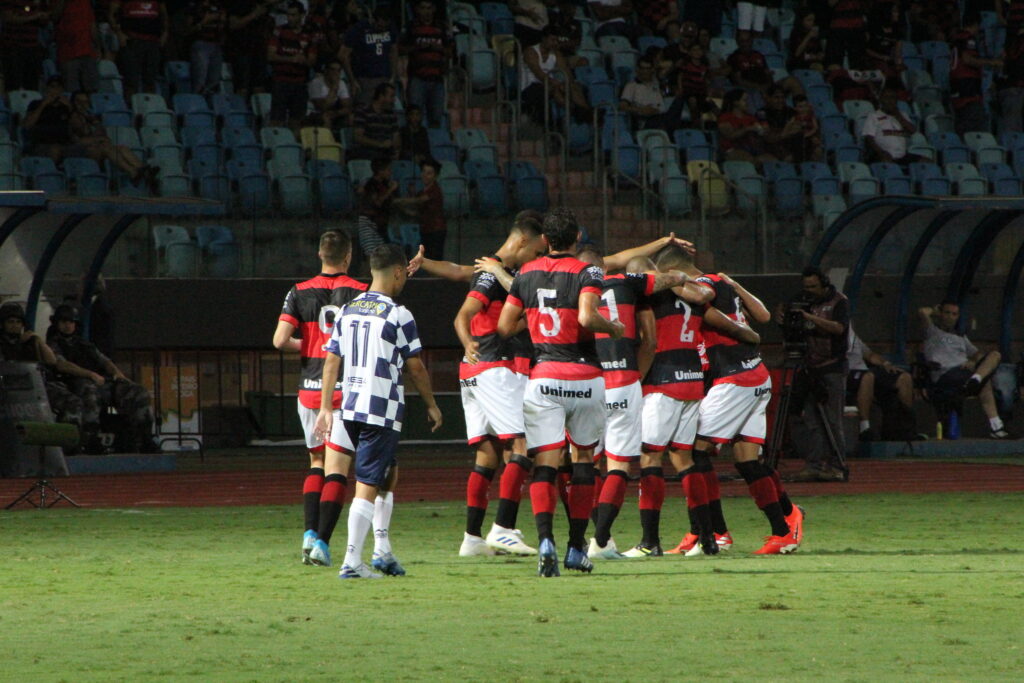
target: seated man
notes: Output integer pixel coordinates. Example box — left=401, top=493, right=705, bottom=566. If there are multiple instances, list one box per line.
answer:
left=46, top=304, right=158, bottom=452
left=847, top=328, right=916, bottom=441
left=919, top=302, right=1008, bottom=439
left=862, top=85, right=925, bottom=166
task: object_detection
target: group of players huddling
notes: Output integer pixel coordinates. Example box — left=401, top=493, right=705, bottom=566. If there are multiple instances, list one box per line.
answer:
left=276, top=209, right=803, bottom=579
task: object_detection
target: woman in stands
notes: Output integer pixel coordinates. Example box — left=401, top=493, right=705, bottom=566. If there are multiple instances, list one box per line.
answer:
left=717, top=89, right=776, bottom=164
left=787, top=11, right=825, bottom=73
left=67, top=91, right=156, bottom=189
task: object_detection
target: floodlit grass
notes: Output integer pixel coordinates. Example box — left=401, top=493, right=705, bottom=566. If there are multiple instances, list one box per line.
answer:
left=2, top=493, right=1023, bottom=681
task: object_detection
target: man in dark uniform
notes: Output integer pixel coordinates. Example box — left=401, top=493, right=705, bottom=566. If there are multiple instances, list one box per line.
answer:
left=46, top=303, right=156, bottom=453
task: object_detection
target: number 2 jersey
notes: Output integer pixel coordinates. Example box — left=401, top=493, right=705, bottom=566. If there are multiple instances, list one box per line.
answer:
left=279, top=272, right=369, bottom=409
left=507, top=254, right=604, bottom=380
left=461, top=256, right=534, bottom=380
left=641, top=286, right=708, bottom=400
left=695, top=273, right=768, bottom=386
left=595, top=272, right=655, bottom=388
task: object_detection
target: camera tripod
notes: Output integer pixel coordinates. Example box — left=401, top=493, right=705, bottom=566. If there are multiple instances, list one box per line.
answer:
left=4, top=422, right=80, bottom=509
left=763, top=355, right=848, bottom=480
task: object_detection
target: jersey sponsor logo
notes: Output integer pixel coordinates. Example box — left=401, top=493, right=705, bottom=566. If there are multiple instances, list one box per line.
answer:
left=606, top=397, right=629, bottom=410
left=346, top=376, right=365, bottom=385
left=364, top=31, right=393, bottom=44
left=348, top=298, right=390, bottom=316
left=754, top=386, right=771, bottom=397
left=674, top=370, right=702, bottom=380
left=302, top=378, right=323, bottom=390
left=741, top=358, right=760, bottom=370
left=540, top=384, right=593, bottom=398
left=601, top=357, right=628, bottom=370
left=459, top=377, right=478, bottom=388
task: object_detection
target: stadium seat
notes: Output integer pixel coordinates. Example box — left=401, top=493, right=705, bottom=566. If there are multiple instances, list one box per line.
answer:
left=300, top=127, right=344, bottom=163
left=661, top=173, right=692, bottom=217
left=172, top=94, right=216, bottom=128
left=347, top=159, right=373, bottom=187
left=196, top=225, right=240, bottom=277
left=140, top=127, right=183, bottom=163
left=20, top=156, right=67, bottom=194
left=980, top=162, right=1023, bottom=195
left=800, top=162, right=841, bottom=195
left=98, top=60, right=123, bottom=94
left=212, top=94, right=254, bottom=128
left=152, top=224, right=199, bottom=276
left=791, top=69, right=825, bottom=88
left=673, top=129, right=714, bottom=162
left=307, top=159, right=354, bottom=213
left=479, top=2, right=515, bottom=35
left=709, top=37, right=738, bottom=59
left=909, top=162, right=951, bottom=195
left=723, top=161, right=766, bottom=211
left=189, top=158, right=231, bottom=203
left=182, top=127, right=223, bottom=166
left=439, top=176, right=470, bottom=217
left=962, top=131, right=1005, bottom=165
left=132, top=93, right=175, bottom=128
left=837, top=162, right=879, bottom=202
left=165, top=61, right=191, bottom=94
left=812, top=194, right=847, bottom=217
left=63, top=157, right=108, bottom=197
left=251, top=93, right=272, bottom=123
left=944, top=163, right=987, bottom=196
left=455, top=128, right=498, bottom=165
left=227, top=159, right=272, bottom=214
left=686, top=160, right=728, bottom=214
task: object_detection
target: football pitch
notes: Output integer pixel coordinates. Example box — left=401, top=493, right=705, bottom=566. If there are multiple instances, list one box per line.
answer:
left=3, top=492, right=1022, bottom=681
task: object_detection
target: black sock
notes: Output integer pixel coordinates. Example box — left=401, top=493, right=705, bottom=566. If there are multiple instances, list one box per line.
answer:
left=594, top=470, right=627, bottom=546
left=687, top=506, right=699, bottom=535
left=316, top=473, right=347, bottom=544
left=303, top=467, right=324, bottom=532
left=590, top=465, right=602, bottom=526
left=639, top=466, right=663, bottom=547
left=735, top=461, right=789, bottom=537
left=557, top=463, right=573, bottom=519
left=466, top=464, right=495, bottom=537
left=709, top=499, right=728, bottom=535
left=494, top=499, right=518, bottom=530
left=536, top=512, right=554, bottom=542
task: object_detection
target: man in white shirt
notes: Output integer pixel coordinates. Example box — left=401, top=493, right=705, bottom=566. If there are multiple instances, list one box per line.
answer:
left=862, top=86, right=922, bottom=166
left=847, top=328, right=915, bottom=441
left=308, top=60, right=352, bottom=129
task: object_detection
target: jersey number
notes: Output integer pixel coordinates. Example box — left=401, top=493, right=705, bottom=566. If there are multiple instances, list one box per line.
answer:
left=675, top=299, right=694, bottom=343
left=601, top=289, right=619, bottom=322
left=537, top=288, right=561, bottom=337
left=348, top=320, right=371, bottom=368
left=319, top=305, right=341, bottom=335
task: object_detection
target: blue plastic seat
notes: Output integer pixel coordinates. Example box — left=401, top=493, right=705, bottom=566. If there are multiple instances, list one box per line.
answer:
left=212, top=94, right=254, bottom=128
left=164, top=61, right=191, bottom=94
left=799, top=162, right=840, bottom=195
left=439, top=176, right=470, bottom=217
left=196, top=225, right=240, bottom=277
left=20, top=156, right=67, bottom=194
left=189, top=158, right=231, bottom=202
left=227, top=159, right=271, bottom=213
left=173, top=94, right=216, bottom=128
left=63, top=157, right=108, bottom=197
left=153, top=224, right=198, bottom=276
left=772, top=177, right=804, bottom=217
left=308, top=159, right=353, bottom=213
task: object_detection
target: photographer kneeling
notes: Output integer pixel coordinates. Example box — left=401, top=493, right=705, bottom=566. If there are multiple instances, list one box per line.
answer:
left=777, top=267, right=850, bottom=482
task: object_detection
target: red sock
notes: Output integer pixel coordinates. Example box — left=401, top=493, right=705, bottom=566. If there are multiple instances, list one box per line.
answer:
left=530, top=481, right=558, bottom=515
left=568, top=479, right=594, bottom=521
left=748, top=476, right=779, bottom=509
left=498, top=459, right=529, bottom=502
left=302, top=470, right=324, bottom=496
left=466, top=469, right=492, bottom=510
left=682, top=470, right=709, bottom=508
left=598, top=470, right=627, bottom=508
left=703, top=469, right=721, bottom=504
left=321, top=477, right=345, bottom=504
left=591, top=471, right=604, bottom=513
left=639, top=470, right=665, bottom=511
left=556, top=469, right=572, bottom=509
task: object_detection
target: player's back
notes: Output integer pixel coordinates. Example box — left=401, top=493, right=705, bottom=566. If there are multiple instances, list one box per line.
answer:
left=337, top=291, right=421, bottom=431
left=642, top=287, right=706, bottom=399
left=508, top=254, right=603, bottom=377
left=695, top=273, right=766, bottom=385
left=281, top=273, right=368, bottom=408
left=596, top=272, right=654, bottom=388
left=463, top=260, right=516, bottom=377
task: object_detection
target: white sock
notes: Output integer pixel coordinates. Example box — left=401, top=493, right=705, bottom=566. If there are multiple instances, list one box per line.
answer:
left=971, top=373, right=982, bottom=383
left=343, top=498, right=374, bottom=568
left=859, top=420, right=870, bottom=432
left=990, top=416, right=1004, bottom=431
left=373, top=491, right=394, bottom=557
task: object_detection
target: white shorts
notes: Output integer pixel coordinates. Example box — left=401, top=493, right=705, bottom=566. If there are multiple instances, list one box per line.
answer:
left=326, top=409, right=356, bottom=455
left=599, top=381, right=643, bottom=461
left=641, top=392, right=701, bottom=452
left=523, top=376, right=605, bottom=453
left=697, top=378, right=772, bottom=445
left=460, top=366, right=526, bottom=445
left=297, top=401, right=324, bottom=451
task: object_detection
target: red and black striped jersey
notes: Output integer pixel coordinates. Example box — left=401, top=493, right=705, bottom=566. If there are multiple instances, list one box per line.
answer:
left=507, top=253, right=604, bottom=380
left=279, top=272, right=368, bottom=409
left=270, top=26, right=315, bottom=83
left=641, top=287, right=707, bottom=400
left=596, top=272, right=654, bottom=388
left=461, top=256, right=516, bottom=379
left=119, top=0, right=164, bottom=41
left=696, top=273, right=768, bottom=387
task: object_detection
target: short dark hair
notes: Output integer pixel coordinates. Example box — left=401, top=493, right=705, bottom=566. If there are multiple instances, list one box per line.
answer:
left=939, top=300, right=960, bottom=309
left=374, top=82, right=395, bottom=100
left=637, top=58, right=653, bottom=69
left=369, top=243, right=407, bottom=272
left=801, top=266, right=829, bottom=286
left=406, top=104, right=422, bottom=113
left=319, top=229, right=351, bottom=265
left=371, top=157, right=391, bottom=174
left=420, top=159, right=439, bottom=174
left=287, top=0, right=304, bottom=13
left=576, top=243, right=603, bottom=259
left=654, top=242, right=693, bottom=270
left=511, top=210, right=543, bottom=238
left=542, top=208, right=579, bottom=251
left=793, top=94, right=808, bottom=105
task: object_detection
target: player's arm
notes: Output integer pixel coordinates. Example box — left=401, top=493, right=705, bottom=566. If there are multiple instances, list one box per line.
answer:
left=649, top=269, right=689, bottom=294
left=864, top=347, right=902, bottom=374
left=636, top=308, right=657, bottom=379
left=496, top=299, right=524, bottom=338
left=918, top=305, right=936, bottom=328
left=704, top=307, right=761, bottom=345
left=579, top=291, right=624, bottom=338
left=603, top=232, right=695, bottom=272
left=454, top=296, right=485, bottom=364
left=673, top=280, right=715, bottom=306
left=406, top=245, right=474, bottom=281
left=718, top=272, right=771, bottom=323
left=473, top=257, right=514, bottom=291
left=314, top=348, right=342, bottom=438
left=404, top=356, right=443, bottom=432
left=272, top=320, right=301, bottom=353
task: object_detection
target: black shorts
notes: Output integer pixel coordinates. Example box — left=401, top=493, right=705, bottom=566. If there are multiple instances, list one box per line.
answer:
left=846, top=366, right=900, bottom=405
left=932, top=367, right=974, bottom=403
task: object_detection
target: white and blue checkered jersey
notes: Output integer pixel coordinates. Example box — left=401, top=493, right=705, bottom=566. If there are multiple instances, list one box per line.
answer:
left=325, top=291, right=422, bottom=431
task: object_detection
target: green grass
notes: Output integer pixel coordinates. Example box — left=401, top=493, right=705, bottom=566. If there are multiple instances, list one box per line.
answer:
left=3, top=493, right=1023, bottom=681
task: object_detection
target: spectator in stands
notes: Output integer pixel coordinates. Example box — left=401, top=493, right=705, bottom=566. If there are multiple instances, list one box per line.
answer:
left=519, top=26, right=592, bottom=123
left=620, top=58, right=666, bottom=128
left=637, top=0, right=679, bottom=36
left=951, top=17, right=1003, bottom=137
left=997, top=0, right=1024, bottom=34
left=353, top=82, right=400, bottom=160
left=1, top=0, right=49, bottom=92
left=268, top=1, right=316, bottom=131
left=0, top=302, right=103, bottom=453
left=847, top=327, right=917, bottom=442
left=226, top=0, right=274, bottom=98
left=399, top=105, right=432, bottom=164
left=23, top=76, right=75, bottom=163
left=865, top=2, right=904, bottom=79
left=95, top=0, right=119, bottom=60
left=697, top=26, right=732, bottom=93
left=717, top=88, right=776, bottom=163
left=675, top=44, right=717, bottom=129
left=308, top=60, right=353, bottom=130
left=406, top=159, right=446, bottom=260
left=341, top=6, right=398, bottom=107
left=46, top=304, right=158, bottom=453
left=187, top=0, right=228, bottom=96
left=736, top=0, right=769, bottom=37
left=794, top=95, right=823, bottom=162
left=590, top=0, right=635, bottom=43
left=304, top=0, right=340, bottom=71
left=787, top=11, right=825, bottom=72
left=511, top=0, right=549, bottom=47
left=400, top=0, right=452, bottom=129
left=356, top=157, right=398, bottom=257
left=728, top=31, right=803, bottom=104
left=919, top=302, right=1009, bottom=439
left=862, top=85, right=922, bottom=166
left=683, top=0, right=722, bottom=36
left=551, top=0, right=585, bottom=65
left=110, top=0, right=169, bottom=97
left=998, top=29, right=1024, bottom=134
left=69, top=90, right=156, bottom=188
left=657, top=20, right=696, bottom=82
left=827, top=63, right=877, bottom=107
left=762, top=86, right=804, bottom=161
left=53, top=0, right=101, bottom=94
left=824, top=0, right=867, bottom=70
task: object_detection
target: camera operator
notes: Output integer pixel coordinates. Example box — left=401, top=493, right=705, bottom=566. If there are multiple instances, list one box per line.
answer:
left=776, top=267, right=850, bottom=482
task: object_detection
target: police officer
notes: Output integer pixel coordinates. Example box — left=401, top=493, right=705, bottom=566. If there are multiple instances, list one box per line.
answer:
left=46, top=304, right=158, bottom=453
